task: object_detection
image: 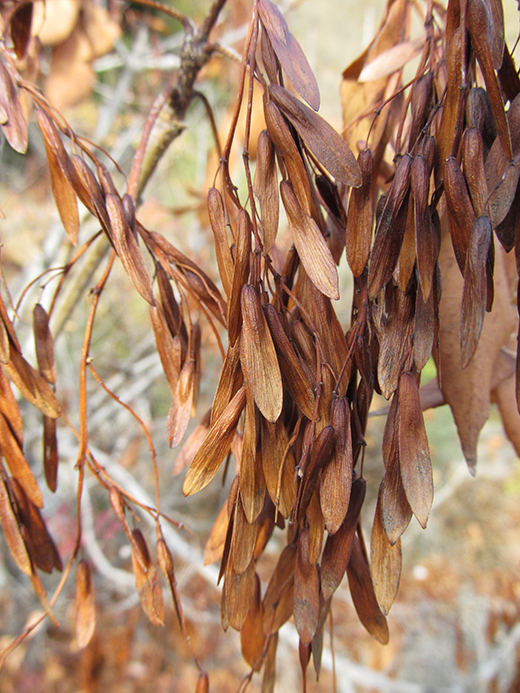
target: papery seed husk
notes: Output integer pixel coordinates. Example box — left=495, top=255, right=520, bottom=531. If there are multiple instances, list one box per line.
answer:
left=263, top=543, right=297, bottom=636
left=224, top=557, right=255, bottom=631
left=270, top=85, right=361, bottom=187
left=240, top=285, right=283, bottom=423
left=5, top=345, right=61, bottom=419
left=261, top=417, right=297, bottom=519
left=347, top=533, right=389, bottom=644
left=320, top=396, right=353, bottom=534
left=412, top=154, right=436, bottom=299
left=254, top=130, right=279, bottom=254
left=346, top=148, right=373, bottom=277
left=398, top=371, right=433, bottom=528
left=207, top=187, right=234, bottom=297
left=258, top=0, right=320, bottom=111
left=33, top=305, right=56, bottom=385
left=321, top=477, right=366, bottom=600
left=76, top=560, right=96, bottom=649
left=167, top=357, right=195, bottom=447
left=228, top=210, right=252, bottom=346
left=409, top=71, right=433, bottom=151
left=461, top=127, right=488, bottom=218
left=0, top=477, right=32, bottom=575
left=0, top=412, right=43, bottom=508
left=232, top=493, right=257, bottom=575
left=294, top=528, right=320, bottom=645
left=106, top=194, right=154, bottom=305
left=297, top=425, right=334, bottom=522
left=281, top=180, right=339, bottom=300
left=150, top=305, right=181, bottom=396
left=371, top=482, right=402, bottom=615
left=0, top=61, right=28, bottom=153
left=183, top=385, right=246, bottom=496
left=240, top=572, right=264, bottom=670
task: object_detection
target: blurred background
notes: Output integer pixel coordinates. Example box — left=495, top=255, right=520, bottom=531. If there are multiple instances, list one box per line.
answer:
left=0, top=0, right=519, bottom=691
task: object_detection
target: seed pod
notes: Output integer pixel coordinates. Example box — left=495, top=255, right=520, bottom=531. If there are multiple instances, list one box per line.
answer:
left=33, top=305, right=56, bottom=385
left=254, top=130, right=279, bottom=254
left=240, top=285, right=283, bottom=422
left=466, top=87, right=496, bottom=150
left=461, top=127, right=488, bottom=217
left=444, top=156, right=475, bottom=274
left=411, top=154, right=436, bottom=299
left=228, top=210, right=252, bottom=346
left=0, top=477, right=32, bottom=575
left=294, top=528, right=320, bottom=645
left=408, top=71, right=433, bottom=150
left=281, top=180, right=339, bottom=300
left=370, top=484, right=402, bottom=616
left=207, top=187, right=234, bottom=297
left=76, top=560, right=96, bottom=649
left=346, top=148, right=373, bottom=277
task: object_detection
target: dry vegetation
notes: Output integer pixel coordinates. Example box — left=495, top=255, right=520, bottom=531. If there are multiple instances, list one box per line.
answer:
left=0, top=0, right=519, bottom=691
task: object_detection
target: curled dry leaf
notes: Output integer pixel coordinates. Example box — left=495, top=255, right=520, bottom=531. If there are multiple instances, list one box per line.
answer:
left=258, top=0, right=320, bottom=111
left=240, top=285, right=283, bottom=422
left=76, top=560, right=96, bottom=649
left=281, top=180, right=339, bottom=300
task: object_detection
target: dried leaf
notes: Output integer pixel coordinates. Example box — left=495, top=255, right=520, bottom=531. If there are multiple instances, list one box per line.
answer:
left=281, top=181, right=339, bottom=300
left=258, top=0, right=320, bottom=110
left=270, top=85, right=361, bottom=187
left=76, top=560, right=96, bottom=649
left=240, top=285, right=283, bottom=422
left=183, top=385, right=246, bottom=495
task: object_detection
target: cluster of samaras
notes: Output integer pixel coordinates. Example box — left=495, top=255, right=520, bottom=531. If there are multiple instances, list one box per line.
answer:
left=0, top=0, right=519, bottom=686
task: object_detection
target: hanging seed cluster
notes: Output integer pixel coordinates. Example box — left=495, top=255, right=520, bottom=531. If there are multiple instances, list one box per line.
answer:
left=0, top=0, right=519, bottom=686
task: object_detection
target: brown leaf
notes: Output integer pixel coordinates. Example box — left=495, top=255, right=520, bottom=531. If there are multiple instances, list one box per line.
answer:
left=76, top=560, right=96, bottom=649
left=321, top=477, right=365, bottom=600
left=36, top=109, right=79, bottom=245
left=436, top=221, right=517, bottom=470
left=258, top=0, right=320, bottom=110
left=398, top=372, right=433, bottom=528
left=281, top=181, right=339, bottom=300
left=270, top=85, right=360, bottom=187
left=320, top=397, right=353, bottom=534
left=347, top=533, right=389, bottom=644
left=460, top=216, right=492, bottom=368
left=346, top=148, right=373, bottom=277
left=254, top=130, right=279, bottom=254
left=106, top=194, right=154, bottom=305
left=293, top=528, right=319, bottom=645
left=183, top=385, right=246, bottom=495
left=167, top=357, right=195, bottom=447
left=0, top=477, right=32, bottom=575
left=33, top=304, right=56, bottom=385
left=371, top=483, right=402, bottom=615
left=240, top=572, right=265, bottom=670
left=240, top=285, right=283, bottom=422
